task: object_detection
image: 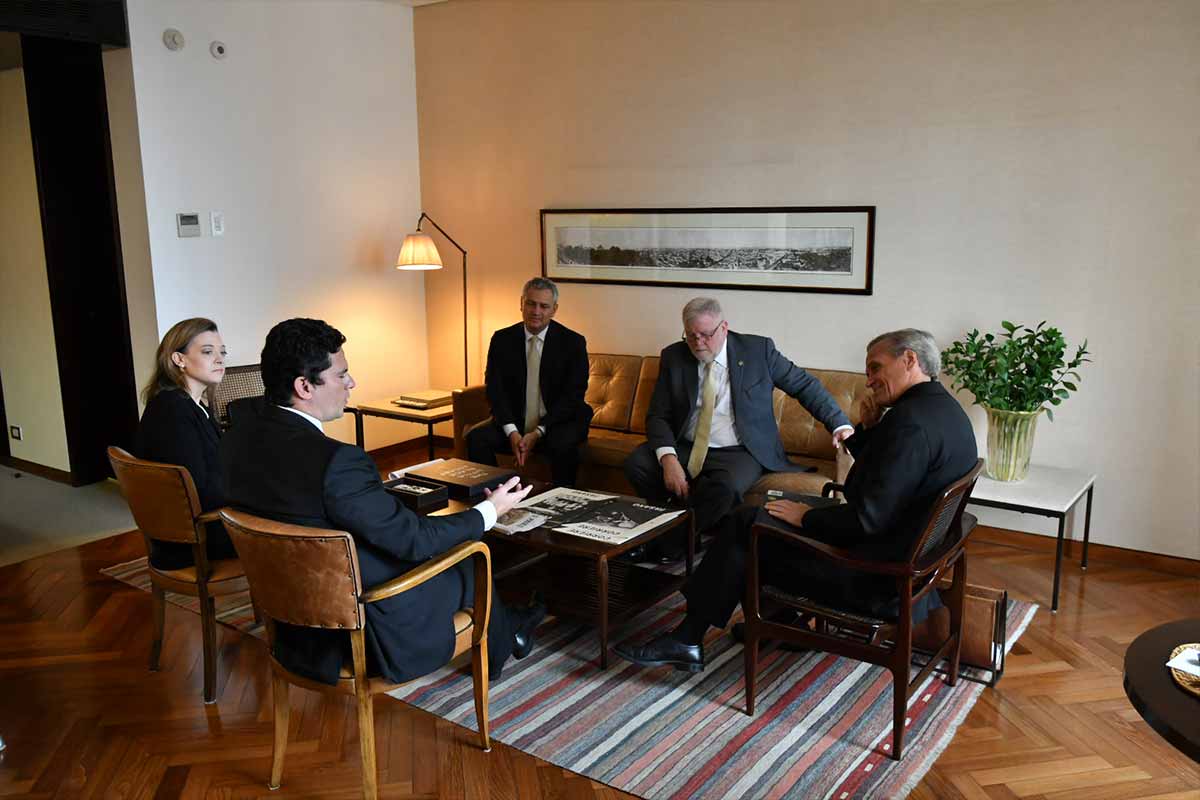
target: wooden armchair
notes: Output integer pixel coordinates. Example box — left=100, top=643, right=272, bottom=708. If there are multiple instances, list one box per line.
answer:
left=219, top=509, right=492, bottom=800
left=743, top=458, right=985, bottom=760
left=106, top=446, right=249, bottom=704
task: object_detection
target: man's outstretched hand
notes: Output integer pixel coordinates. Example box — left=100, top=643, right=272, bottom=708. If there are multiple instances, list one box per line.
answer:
left=485, top=475, right=532, bottom=517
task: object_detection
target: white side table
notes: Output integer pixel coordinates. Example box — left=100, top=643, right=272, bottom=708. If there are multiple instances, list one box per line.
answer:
left=968, top=464, right=1096, bottom=613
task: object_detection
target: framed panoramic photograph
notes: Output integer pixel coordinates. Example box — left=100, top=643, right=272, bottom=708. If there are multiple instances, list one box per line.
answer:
left=540, top=206, right=874, bottom=295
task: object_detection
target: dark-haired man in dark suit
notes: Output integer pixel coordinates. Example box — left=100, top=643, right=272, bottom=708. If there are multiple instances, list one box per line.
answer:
left=467, top=277, right=593, bottom=487
left=220, top=317, right=544, bottom=685
left=616, top=328, right=978, bottom=672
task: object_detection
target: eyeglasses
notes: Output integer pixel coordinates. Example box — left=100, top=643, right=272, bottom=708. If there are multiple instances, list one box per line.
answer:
left=681, top=321, right=725, bottom=345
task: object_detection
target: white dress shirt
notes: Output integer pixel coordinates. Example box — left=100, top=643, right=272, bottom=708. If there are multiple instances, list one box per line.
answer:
left=278, top=404, right=498, bottom=529
left=502, top=326, right=549, bottom=438
left=656, top=342, right=739, bottom=462
left=654, top=343, right=854, bottom=464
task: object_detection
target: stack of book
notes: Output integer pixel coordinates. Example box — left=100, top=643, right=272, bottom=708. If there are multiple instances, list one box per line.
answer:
left=407, top=458, right=517, bottom=498
left=390, top=389, right=452, bottom=410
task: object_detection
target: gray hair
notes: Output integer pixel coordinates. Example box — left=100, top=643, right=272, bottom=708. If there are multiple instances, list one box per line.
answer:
left=522, top=277, right=559, bottom=303
left=867, top=328, right=941, bottom=377
left=682, top=297, right=723, bottom=326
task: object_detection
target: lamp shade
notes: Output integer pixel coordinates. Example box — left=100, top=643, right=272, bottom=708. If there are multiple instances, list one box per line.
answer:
left=395, top=232, right=443, bottom=270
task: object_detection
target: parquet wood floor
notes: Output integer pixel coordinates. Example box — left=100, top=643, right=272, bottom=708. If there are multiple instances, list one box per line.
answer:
left=1, top=510, right=1197, bottom=797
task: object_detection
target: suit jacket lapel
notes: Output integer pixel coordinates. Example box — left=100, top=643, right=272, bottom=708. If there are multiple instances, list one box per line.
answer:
left=681, top=349, right=699, bottom=422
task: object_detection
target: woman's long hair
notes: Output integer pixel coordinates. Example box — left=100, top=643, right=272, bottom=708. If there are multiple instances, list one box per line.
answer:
left=142, top=318, right=219, bottom=404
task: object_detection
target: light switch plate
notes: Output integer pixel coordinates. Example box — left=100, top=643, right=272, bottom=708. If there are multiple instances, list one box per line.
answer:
left=9, top=425, right=21, bottom=441
left=210, top=211, right=225, bottom=237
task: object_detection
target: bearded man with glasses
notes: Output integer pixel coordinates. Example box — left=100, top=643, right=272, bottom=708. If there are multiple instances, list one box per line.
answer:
left=623, top=297, right=852, bottom=562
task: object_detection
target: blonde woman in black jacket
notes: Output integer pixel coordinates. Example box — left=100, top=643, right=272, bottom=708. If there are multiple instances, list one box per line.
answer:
left=134, top=317, right=238, bottom=569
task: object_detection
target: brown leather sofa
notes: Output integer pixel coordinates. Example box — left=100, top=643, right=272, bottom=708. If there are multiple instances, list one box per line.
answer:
left=452, top=353, right=871, bottom=499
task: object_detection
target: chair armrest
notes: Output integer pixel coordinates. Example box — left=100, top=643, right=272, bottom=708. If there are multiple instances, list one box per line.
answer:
left=197, top=510, right=223, bottom=524
left=751, top=521, right=911, bottom=576
left=361, top=540, right=491, bottom=604
left=821, top=482, right=845, bottom=499
left=342, top=406, right=360, bottom=418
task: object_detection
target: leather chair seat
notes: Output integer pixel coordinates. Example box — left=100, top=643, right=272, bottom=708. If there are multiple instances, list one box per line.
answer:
left=332, top=610, right=475, bottom=691
left=151, top=557, right=247, bottom=588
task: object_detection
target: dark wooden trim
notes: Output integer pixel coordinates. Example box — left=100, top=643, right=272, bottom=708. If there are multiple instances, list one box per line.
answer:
left=974, top=525, right=1200, bottom=578
left=539, top=206, right=876, bottom=295
left=1, top=455, right=76, bottom=485
left=0, top=0, right=127, bottom=46
left=20, top=35, right=140, bottom=485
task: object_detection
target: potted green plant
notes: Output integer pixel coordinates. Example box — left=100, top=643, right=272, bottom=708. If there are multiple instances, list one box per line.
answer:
left=941, top=321, right=1090, bottom=481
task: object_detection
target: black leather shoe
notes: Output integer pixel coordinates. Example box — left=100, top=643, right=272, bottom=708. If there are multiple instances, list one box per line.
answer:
left=510, top=601, right=546, bottom=660
left=731, top=621, right=810, bottom=653
left=614, top=633, right=704, bottom=672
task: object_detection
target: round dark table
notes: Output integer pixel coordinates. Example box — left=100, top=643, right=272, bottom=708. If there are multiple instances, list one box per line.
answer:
left=1123, top=618, right=1200, bottom=763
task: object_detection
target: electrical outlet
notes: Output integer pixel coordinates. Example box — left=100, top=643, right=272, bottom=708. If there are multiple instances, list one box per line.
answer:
left=9, top=425, right=21, bottom=441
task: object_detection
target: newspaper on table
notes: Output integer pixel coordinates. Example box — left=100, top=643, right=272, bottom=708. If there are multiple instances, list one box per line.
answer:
left=513, top=486, right=683, bottom=544
left=492, top=508, right=549, bottom=535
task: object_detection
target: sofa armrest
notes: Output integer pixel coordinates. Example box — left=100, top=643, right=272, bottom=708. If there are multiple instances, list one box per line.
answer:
left=452, top=385, right=491, bottom=458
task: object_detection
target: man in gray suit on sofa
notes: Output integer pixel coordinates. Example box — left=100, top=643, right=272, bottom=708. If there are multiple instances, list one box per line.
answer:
left=623, top=297, right=853, bottom=559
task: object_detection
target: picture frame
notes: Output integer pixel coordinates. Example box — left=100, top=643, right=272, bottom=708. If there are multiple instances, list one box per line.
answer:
left=540, top=206, right=874, bottom=295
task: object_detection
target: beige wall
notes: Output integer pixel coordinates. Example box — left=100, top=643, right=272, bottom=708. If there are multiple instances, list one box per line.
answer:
left=125, top=0, right=432, bottom=447
left=103, top=48, right=158, bottom=412
left=0, top=68, right=70, bottom=472
left=414, top=0, right=1200, bottom=559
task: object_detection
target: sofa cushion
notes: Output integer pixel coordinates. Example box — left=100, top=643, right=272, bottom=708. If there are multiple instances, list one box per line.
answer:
left=629, top=356, right=660, bottom=435
left=746, top=467, right=838, bottom=500
left=581, top=428, right=644, bottom=468
left=776, top=368, right=870, bottom=461
left=586, top=354, right=643, bottom=431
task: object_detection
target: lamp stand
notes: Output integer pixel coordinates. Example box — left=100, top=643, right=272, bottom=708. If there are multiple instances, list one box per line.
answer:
left=416, top=212, right=469, bottom=387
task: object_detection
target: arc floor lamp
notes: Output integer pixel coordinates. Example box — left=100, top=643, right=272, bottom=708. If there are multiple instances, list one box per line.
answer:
left=395, top=212, right=469, bottom=387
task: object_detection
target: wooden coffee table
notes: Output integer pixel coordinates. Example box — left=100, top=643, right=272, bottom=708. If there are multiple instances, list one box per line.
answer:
left=435, top=484, right=694, bottom=669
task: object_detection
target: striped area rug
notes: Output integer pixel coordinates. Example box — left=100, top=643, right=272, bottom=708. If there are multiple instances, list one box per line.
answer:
left=101, top=556, right=1036, bottom=799
left=392, top=596, right=1036, bottom=800
left=100, top=556, right=264, bottom=634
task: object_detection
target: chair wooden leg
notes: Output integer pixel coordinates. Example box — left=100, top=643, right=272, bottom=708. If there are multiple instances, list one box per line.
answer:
left=472, top=637, right=491, bottom=752
left=355, top=688, right=378, bottom=800
left=890, top=667, right=906, bottom=760
left=743, top=630, right=759, bottom=716
left=268, top=669, right=290, bottom=790
left=149, top=584, right=165, bottom=671
left=946, top=558, right=967, bottom=687
left=199, top=592, right=218, bottom=704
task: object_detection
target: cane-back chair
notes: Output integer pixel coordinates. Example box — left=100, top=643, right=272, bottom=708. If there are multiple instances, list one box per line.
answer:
left=107, top=446, right=250, bottom=704
left=219, top=509, right=492, bottom=800
left=743, top=458, right=985, bottom=760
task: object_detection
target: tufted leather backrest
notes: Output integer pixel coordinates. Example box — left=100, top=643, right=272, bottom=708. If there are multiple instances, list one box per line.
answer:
left=221, top=509, right=364, bottom=631
left=586, top=354, right=643, bottom=430
left=629, top=357, right=661, bottom=435
left=107, top=446, right=203, bottom=544
left=775, top=368, right=870, bottom=460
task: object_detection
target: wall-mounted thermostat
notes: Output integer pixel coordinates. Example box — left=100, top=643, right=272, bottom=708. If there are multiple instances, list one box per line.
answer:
left=176, top=212, right=202, bottom=238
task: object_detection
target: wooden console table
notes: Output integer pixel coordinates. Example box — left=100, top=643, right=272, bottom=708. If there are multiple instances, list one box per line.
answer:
left=349, top=398, right=454, bottom=460
left=968, top=464, right=1096, bottom=613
